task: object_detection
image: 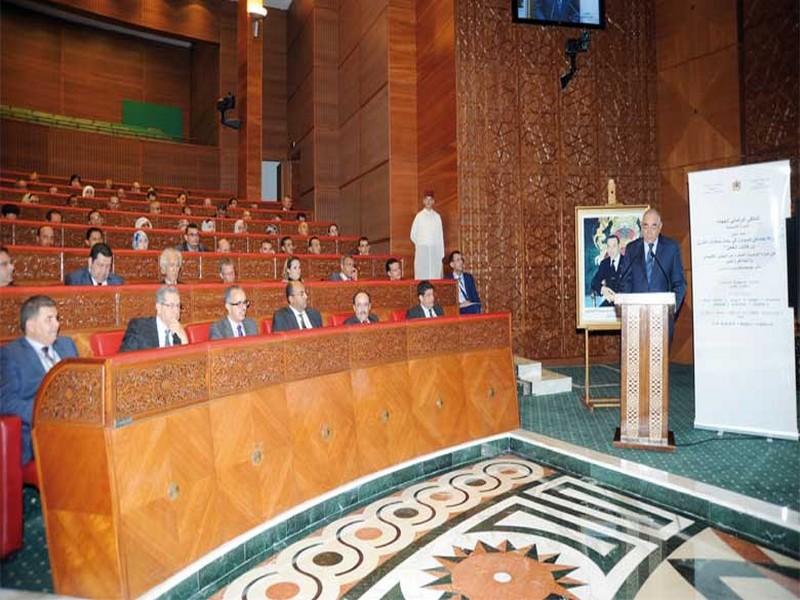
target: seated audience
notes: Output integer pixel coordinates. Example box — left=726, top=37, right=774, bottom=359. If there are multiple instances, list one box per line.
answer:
left=296, top=212, right=307, bottom=222
left=357, top=236, right=370, bottom=255
left=329, top=254, right=357, bottom=281
left=272, top=281, right=322, bottom=331
left=45, top=209, right=62, bottom=223
left=216, top=205, right=227, bottom=219
left=0, top=295, right=78, bottom=463
left=176, top=192, right=188, bottom=206
left=36, top=225, right=55, bottom=247
left=103, top=178, right=113, bottom=190
left=177, top=218, right=190, bottom=233
left=280, top=236, right=295, bottom=254
left=131, top=181, right=141, bottom=192
left=201, top=218, right=216, bottom=232
left=149, top=200, right=161, bottom=214
left=107, top=195, right=120, bottom=210
left=21, top=192, right=39, bottom=204
left=120, top=286, right=188, bottom=351
left=47, top=185, right=59, bottom=195
left=203, top=197, right=213, bottom=207
left=328, top=223, right=339, bottom=236
left=2, top=204, right=20, bottom=220
left=160, top=248, right=183, bottom=285
left=209, top=285, right=258, bottom=339
left=132, top=230, right=149, bottom=250
left=386, top=258, right=403, bottom=280
left=406, top=280, right=444, bottom=319
left=344, top=291, right=379, bottom=325
left=29, top=171, right=38, bottom=182
left=177, top=223, right=208, bottom=252
left=219, top=258, right=236, bottom=283
left=0, top=246, right=15, bottom=287
left=227, top=197, right=238, bottom=209
left=448, top=250, right=482, bottom=314
left=85, top=227, right=104, bottom=247
left=134, top=216, right=152, bottom=229
left=242, top=210, right=252, bottom=221
left=182, top=206, right=192, bottom=216
left=298, top=221, right=310, bottom=236
left=234, top=219, right=247, bottom=234
left=87, top=209, right=104, bottom=225
left=82, top=185, right=95, bottom=198
left=265, top=223, right=279, bottom=235
left=117, top=187, right=127, bottom=199
left=217, top=238, right=232, bottom=253
left=65, top=243, right=124, bottom=286
left=67, top=194, right=79, bottom=207
left=14, top=179, right=27, bottom=190
left=69, top=174, right=82, bottom=188
left=282, top=256, right=302, bottom=282
left=281, top=195, right=293, bottom=211
left=308, top=236, right=322, bottom=254
left=146, top=189, right=158, bottom=202
left=260, top=239, right=275, bottom=254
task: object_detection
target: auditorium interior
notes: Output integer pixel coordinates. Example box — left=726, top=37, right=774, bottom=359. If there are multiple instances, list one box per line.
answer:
left=0, top=0, right=798, bottom=598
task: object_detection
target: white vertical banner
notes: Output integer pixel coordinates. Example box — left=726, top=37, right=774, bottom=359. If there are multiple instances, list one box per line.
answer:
left=688, top=160, right=798, bottom=440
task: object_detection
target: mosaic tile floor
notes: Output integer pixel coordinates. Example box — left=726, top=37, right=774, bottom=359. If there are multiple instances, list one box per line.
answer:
left=215, top=456, right=800, bottom=599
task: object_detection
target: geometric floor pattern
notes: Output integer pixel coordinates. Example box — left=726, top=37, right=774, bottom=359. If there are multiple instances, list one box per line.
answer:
left=217, top=457, right=800, bottom=599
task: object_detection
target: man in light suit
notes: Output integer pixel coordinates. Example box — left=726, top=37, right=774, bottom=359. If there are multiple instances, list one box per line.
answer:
left=344, top=291, right=379, bottom=325
left=120, top=286, right=189, bottom=351
left=0, top=295, right=78, bottom=463
left=64, top=243, right=125, bottom=286
left=329, top=254, right=357, bottom=281
left=209, top=286, right=258, bottom=339
left=447, top=251, right=481, bottom=314
left=618, top=208, right=687, bottom=340
left=406, top=280, right=445, bottom=319
left=272, top=281, right=323, bottom=332
left=590, top=234, right=623, bottom=307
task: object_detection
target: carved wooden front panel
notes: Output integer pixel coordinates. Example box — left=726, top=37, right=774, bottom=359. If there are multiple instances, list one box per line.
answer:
left=455, top=0, right=657, bottom=359
left=37, top=361, right=104, bottom=424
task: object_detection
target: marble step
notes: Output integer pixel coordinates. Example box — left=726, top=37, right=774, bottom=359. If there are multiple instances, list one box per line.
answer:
left=530, top=368, right=573, bottom=396
left=513, top=355, right=542, bottom=381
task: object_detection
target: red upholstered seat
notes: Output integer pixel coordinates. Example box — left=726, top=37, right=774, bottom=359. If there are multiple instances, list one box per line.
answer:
left=89, top=330, right=125, bottom=357
left=260, top=319, right=273, bottom=335
left=186, top=322, right=211, bottom=344
left=329, top=312, right=352, bottom=327
left=390, top=309, right=407, bottom=322
left=1, top=416, right=24, bottom=558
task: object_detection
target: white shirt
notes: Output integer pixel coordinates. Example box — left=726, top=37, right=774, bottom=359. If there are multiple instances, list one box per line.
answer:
left=289, top=306, right=313, bottom=329
left=26, top=337, right=60, bottom=372
left=90, top=275, right=107, bottom=286
left=227, top=317, right=246, bottom=337
left=155, top=316, right=175, bottom=347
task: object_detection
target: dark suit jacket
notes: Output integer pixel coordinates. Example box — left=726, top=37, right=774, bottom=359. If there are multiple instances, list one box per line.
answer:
left=620, top=235, right=687, bottom=314
left=534, top=0, right=581, bottom=22
left=271, top=306, right=323, bottom=332
left=65, top=267, right=124, bottom=286
left=406, top=304, right=445, bottom=319
left=120, top=317, right=183, bottom=352
left=590, top=256, right=622, bottom=307
left=0, top=336, right=78, bottom=463
left=343, top=314, right=379, bottom=325
left=448, top=271, right=481, bottom=314
left=328, top=272, right=352, bottom=281
left=176, top=242, right=208, bottom=252
left=209, top=317, right=258, bottom=340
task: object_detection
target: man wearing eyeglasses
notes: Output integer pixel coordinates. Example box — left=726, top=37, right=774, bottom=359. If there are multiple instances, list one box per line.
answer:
left=209, top=286, right=258, bottom=339
left=120, top=285, right=188, bottom=351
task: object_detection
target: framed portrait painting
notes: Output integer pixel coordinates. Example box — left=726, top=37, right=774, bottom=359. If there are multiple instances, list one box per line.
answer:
left=575, top=204, right=649, bottom=329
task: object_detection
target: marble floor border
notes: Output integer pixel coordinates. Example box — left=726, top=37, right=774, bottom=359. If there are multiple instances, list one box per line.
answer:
left=140, top=431, right=800, bottom=600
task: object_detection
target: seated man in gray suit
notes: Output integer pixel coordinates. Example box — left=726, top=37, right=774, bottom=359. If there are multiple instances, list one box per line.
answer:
left=272, top=281, right=323, bottom=331
left=120, top=286, right=188, bottom=351
left=209, top=285, right=258, bottom=339
left=65, top=243, right=125, bottom=286
left=328, top=254, right=357, bottom=281
left=406, top=280, right=445, bottom=319
left=344, top=290, right=379, bottom=325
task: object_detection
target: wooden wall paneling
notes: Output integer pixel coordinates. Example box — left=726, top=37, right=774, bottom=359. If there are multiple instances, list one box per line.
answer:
left=339, top=0, right=362, bottom=64
left=35, top=423, right=122, bottom=599
left=359, top=87, right=390, bottom=173
left=143, top=43, right=192, bottom=139
left=339, top=114, right=361, bottom=184
left=0, top=120, right=50, bottom=174
left=361, top=0, right=389, bottom=35
left=237, top=0, right=264, bottom=201
left=190, top=42, right=220, bottom=147
left=360, top=162, right=390, bottom=242
left=338, top=179, right=362, bottom=235
left=359, top=8, right=389, bottom=104
left=262, top=9, right=289, bottom=161
left=218, top=1, right=239, bottom=194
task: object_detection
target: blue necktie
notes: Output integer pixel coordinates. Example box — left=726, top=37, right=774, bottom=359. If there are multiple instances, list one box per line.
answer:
left=645, top=243, right=655, bottom=285
left=237, top=324, right=244, bottom=337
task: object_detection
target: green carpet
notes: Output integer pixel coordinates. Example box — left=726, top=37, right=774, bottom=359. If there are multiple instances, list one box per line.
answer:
left=0, top=487, right=52, bottom=592
left=520, top=363, right=800, bottom=511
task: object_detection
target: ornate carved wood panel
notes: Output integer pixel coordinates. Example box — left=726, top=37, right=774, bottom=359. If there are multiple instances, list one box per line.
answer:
left=455, top=0, right=658, bottom=360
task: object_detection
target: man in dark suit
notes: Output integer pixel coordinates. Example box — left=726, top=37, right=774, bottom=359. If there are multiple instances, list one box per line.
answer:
left=329, top=254, right=357, bottom=281
left=209, top=286, right=259, bottom=339
left=406, top=280, right=445, bottom=319
left=534, top=0, right=581, bottom=22
left=590, top=235, right=623, bottom=307
left=176, top=223, right=208, bottom=252
left=120, top=286, right=189, bottom=351
left=344, top=291, right=379, bottom=325
left=64, top=243, right=125, bottom=286
left=618, top=209, right=687, bottom=339
left=272, top=281, right=323, bottom=332
left=0, top=295, right=78, bottom=463
left=447, top=250, right=481, bottom=314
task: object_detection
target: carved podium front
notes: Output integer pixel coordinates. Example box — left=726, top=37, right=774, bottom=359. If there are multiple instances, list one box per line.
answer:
left=613, top=293, right=676, bottom=451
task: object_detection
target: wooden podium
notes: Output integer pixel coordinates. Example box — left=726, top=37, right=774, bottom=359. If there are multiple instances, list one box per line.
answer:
left=613, top=292, right=676, bottom=451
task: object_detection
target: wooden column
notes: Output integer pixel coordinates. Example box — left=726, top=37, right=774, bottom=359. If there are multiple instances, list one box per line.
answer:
left=237, top=1, right=264, bottom=201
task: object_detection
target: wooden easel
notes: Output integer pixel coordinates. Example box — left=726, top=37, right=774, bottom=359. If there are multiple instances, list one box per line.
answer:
left=582, top=178, right=621, bottom=411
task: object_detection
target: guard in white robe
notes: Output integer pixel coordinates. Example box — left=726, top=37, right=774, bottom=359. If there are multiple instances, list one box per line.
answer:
left=410, top=192, right=444, bottom=279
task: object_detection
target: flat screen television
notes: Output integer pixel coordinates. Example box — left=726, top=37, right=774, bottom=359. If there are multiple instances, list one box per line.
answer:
left=512, top=0, right=605, bottom=29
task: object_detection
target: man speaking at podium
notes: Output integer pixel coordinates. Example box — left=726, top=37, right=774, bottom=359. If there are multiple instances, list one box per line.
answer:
left=618, top=208, right=687, bottom=338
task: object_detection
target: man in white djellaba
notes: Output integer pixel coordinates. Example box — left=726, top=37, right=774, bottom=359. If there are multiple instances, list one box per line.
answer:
left=410, top=190, right=444, bottom=279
